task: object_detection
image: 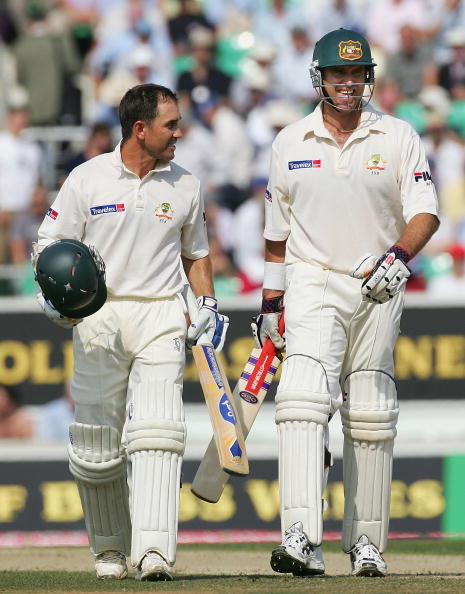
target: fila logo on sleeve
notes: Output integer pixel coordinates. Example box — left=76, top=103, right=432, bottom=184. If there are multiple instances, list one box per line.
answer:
left=288, top=160, right=321, bottom=170
left=414, top=171, right=432, bottom=183
left=90, top=203, right=125, bottom=215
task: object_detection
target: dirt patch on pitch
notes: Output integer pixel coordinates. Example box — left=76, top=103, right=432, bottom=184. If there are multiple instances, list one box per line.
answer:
left=0, top=547, right=463, bottom=577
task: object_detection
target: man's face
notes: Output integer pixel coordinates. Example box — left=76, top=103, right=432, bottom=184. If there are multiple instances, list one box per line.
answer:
left=140, top=98, right=182, bottom=161
left=322, top=65, right=367, bottom=111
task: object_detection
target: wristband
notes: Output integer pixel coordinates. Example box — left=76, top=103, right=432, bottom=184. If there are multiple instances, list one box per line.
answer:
left=261, top=295, right=284, bottom=313
left=263, top=261, right=286, bottom=290
left=197, top=296, right=218, bottom=311
left=388, top=245, right=410, bottom=265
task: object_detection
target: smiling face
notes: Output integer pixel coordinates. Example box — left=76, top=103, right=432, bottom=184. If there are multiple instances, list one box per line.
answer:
left=139, top=98, right=182, bottom=161
left=321, top=64, right=368, bottom=111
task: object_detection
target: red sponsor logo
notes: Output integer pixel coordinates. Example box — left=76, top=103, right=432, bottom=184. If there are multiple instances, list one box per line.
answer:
left=116, top=203, right=125, bottom=212
left=47, top=207, right=58, bottom=220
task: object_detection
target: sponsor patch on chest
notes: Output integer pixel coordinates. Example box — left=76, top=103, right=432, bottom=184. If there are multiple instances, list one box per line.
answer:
left=288, top=160, right=321, bottom=170
left=90, top=203, right=125, bottom=215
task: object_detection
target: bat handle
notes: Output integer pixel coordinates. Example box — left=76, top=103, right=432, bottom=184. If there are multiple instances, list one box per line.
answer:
left=196, top=332, right=212, bottom=346
left=262, top=309, right=286, bottom=356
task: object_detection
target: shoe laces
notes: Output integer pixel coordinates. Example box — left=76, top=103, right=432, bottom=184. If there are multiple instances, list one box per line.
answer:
left=352, top=539, right=383, bottom=563
left=97, top=551, right=125, bottom=563
left=283, top=530, right=312, bottom=555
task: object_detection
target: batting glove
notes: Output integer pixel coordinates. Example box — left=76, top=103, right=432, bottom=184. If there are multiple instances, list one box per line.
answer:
left=251, top=295, right=285, bottom=350
left=187, top=296, right=229, bottom=352
left=351, top=248, right=410, bottom=304
left=36, top=292, right=82, bottom=329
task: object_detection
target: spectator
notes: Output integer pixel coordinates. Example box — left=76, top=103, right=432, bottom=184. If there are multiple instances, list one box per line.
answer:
left=232, top=177, right=266, bottom=293
left=176, top=25, right=232, bottom=108
left=366, top=0, right=431, bottom=56
left=9, top=183, right=49, bottom=294
left=274, top=26, right=317, bottom=109
left=0, top=95, right=43, bottom=265
left=174, top=107, right=228, bottom=203
left=253, top=0, right=303, bottom=55
left=427, top=242, right=465, bottom=296
left=59, top=121, right=114, bottom=182
left=313, top=0, right=366, bottom=40
left=383, top=25, right=432, bottom=100
left=167, top=0, right=215, bottom=53
left=195, top=91, right=253, bottom=209
left=0, top=384, right=34, bottom=439
left=438, top=27, right=465, bottom=95
left=230, top=39, right=277, bottom=114
left=14, top=0, right=81, bottom=126
left=35, top=381, right=74, bottom=442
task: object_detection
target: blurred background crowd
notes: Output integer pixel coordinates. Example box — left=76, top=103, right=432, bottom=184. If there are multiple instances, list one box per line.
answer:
left=1, top=0, right=465, bottom=299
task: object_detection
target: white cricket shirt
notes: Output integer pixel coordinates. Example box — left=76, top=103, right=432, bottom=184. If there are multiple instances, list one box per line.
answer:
left=264, top=102, right=439, bottom=274
left=37, top=143, right=209, bottom=298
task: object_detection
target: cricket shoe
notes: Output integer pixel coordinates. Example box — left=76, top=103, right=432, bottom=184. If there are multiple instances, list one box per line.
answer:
left=349, top=535, right=387, bottom=577
left=270, top=521, right=325, bottom=576
left=95, top=551, right=128, bottom=580
left=135, top=551, right=173, bottom=581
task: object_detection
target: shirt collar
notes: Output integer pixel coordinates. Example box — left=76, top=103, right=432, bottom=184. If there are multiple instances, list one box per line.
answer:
left=112, top=140, right=172, bottom=176
left=303, top=101, right=387, bottom=141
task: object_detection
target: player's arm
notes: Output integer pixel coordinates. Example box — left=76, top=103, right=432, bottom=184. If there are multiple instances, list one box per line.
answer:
left=391, top=212, right=439, bottom=259
left=251, top=239, right=287, bottom=351
left=182, top=255, right=229, bottom=351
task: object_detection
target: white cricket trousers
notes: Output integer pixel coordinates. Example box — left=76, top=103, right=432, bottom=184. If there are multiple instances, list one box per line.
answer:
left=284, top=261, right=403, bottom=405
left=71, top=295, right=187, bottom=431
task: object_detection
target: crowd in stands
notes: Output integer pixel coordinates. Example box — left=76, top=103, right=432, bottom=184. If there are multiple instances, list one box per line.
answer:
left=0, top=0, right=465, bottom=298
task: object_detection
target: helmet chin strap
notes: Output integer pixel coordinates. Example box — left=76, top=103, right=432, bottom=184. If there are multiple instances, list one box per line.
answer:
left=320, top=83, right=374, bottom=112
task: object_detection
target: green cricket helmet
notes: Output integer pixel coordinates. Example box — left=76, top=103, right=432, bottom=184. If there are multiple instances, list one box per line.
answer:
left=36, top=239, right=107, bottom=318
left=310, top=28, right=376, bottom=110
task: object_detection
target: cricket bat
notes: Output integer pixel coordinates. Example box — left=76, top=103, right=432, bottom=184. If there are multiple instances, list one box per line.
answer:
left=191, top=314, right=285, bottom=502
left=192, top=336, right=249, bottom=476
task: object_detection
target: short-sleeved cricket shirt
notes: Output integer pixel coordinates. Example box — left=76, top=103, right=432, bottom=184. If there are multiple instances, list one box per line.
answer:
left=264, top=102, right=439, bottom=274
left=37, top=143, right=209, bottom=298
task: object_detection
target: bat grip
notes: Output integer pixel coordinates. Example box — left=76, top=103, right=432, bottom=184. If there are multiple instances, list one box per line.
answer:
left=262, top=309, right=285, bottom=355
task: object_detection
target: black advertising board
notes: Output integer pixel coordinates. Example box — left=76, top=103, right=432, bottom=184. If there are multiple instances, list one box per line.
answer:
left=0, top=457, right=444, bottom=534
left=1, top=307, right=465, bottom=404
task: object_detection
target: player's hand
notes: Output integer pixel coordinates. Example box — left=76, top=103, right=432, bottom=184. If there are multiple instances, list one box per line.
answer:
left=251, top=295, right=285, bottom=350
left=351, top=252, right=410, bottom=304
left=187, top=296, right=229, bottom=351
left=36, top=292, right=82, bottom=329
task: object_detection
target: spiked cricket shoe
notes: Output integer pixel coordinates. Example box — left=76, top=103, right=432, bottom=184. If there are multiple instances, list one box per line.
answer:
left=135, top=551, right=173, bottom=581
left=270, top=521, right=325, bottom=576
left=95, top=551, right=128, bottom=580
left=350, top=535, right=387, bottom=577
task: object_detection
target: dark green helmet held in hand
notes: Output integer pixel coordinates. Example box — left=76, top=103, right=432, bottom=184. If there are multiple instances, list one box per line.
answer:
left=36, top=239, right=107, bottom=318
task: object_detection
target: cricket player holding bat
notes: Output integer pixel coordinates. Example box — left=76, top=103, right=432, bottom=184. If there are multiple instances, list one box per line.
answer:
left=253, top=28, right=439, bottom=578
left=33, top=84, right=228, bottom=582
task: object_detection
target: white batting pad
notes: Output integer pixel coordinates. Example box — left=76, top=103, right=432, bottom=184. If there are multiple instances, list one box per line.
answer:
left=341, top=370, right=399, bottom=552
left=126, top=378, right=186, bottom=567
left=68, top=423, right=131, bottom=555
left=275, top=355, right=331, bottom=545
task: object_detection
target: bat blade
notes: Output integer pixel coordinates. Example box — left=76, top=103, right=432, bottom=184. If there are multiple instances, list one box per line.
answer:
left=191, top=337, right=281, bottom=502
left=191, top=341, right=249, bottom=477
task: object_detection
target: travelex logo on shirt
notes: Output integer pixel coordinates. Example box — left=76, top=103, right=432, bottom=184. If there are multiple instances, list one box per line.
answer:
left=46, top=207, right=58, bottom=220
left=288, top=160, right=321, bottom=170
left=265, top=189, right=272, bottom=203
left=90, top=203, right=125, bottom=215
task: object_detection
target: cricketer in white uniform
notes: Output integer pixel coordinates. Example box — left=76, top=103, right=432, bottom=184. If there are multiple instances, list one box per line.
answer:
left=253, top=29, right=439, bottom=578
left=34, top=84, right=227, bottom=581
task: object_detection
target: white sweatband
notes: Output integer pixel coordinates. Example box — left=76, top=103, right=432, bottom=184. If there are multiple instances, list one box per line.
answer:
left=263, top=261, right=286, bottom=291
